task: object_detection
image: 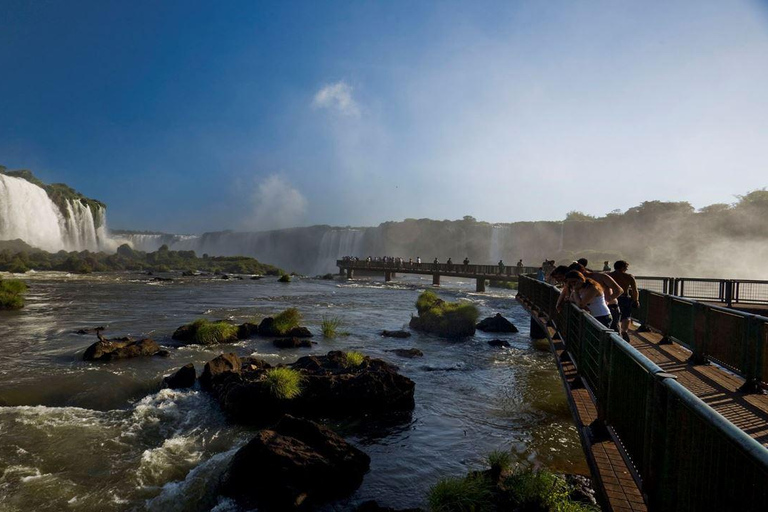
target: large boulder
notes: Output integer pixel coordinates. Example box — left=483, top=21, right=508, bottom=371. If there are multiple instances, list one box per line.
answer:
left=162, top=363, right=196, bottom=389
left=476, top=313, right=519, bottom=333
left=207, top=351, right=415, bottom=424
left=83, top=337, right=165, bottom=361
left=237, top=322, right=259, bottom=339
left=220, top=415, right=370, bottom=511
left=386, top=348, right=423, bottom=358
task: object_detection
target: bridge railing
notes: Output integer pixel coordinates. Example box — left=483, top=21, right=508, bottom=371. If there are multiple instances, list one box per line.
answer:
left=336, top=260, right=539, bottom=276
left=633, top=288, right=768, bottom=388
left=636, top=276, right=768, bottom=306
left=517, top=276, right=768, bottom=511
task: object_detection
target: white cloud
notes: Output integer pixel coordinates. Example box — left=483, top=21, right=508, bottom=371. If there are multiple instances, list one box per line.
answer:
left=312, top=81, right=360, bottom=117
left=244, top=175, right=308, bottom=230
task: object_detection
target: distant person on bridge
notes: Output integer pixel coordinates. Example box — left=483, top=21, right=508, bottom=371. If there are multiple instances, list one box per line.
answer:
left=447, top=258, right=453, bottom=270
left=416, top=256, right=421, bottom=267
left=564, top=270, right=613, bottom=328
left=498, top=260, right=505, bottom=273
left=608, top=260, right=639, bottom=342
left=433, top=257, right=439, bottom=265
left=537, top=267, right=545, bottom=281
left=463, top=257, right=470, bottom=269
left=603, top=261, right=611, bottom=271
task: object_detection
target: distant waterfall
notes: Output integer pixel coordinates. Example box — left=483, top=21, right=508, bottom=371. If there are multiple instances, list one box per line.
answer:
left=0, top=174, right=111, bottom=252
left=313, top=229, right=365, bottom=275
left=489, top=225, right=510, bottom=263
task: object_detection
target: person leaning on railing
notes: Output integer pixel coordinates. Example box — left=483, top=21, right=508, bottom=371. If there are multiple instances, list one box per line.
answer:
left=608, top=260, right=639, bottom=342
left=563, top=270, right=613, bottom=328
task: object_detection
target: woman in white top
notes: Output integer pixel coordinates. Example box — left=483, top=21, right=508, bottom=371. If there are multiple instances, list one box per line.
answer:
left=564, top=270, right=613, bottom=328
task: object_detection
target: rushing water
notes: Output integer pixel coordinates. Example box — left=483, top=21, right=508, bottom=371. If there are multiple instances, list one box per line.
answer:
left=0, top=271, right=587, bottom=511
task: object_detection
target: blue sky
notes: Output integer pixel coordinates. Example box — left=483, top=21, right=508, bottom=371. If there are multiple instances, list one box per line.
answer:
left=2, top=0, right=768, bottom=233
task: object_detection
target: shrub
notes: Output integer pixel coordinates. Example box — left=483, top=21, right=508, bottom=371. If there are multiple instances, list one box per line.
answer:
left=321, top=316, right=343, bottom=338
left=262, top=367, right=304, bottom=399
left=504, top=468, right=594, bottom=511
left=487, top=450, right=512, bottom=475
left=278, top=274, right=291, bottom=283
left=427, top=475, right=494, bottom=512
left=273, top=308, right=301, bottom=334
left=410, top=291, right=479, bottom=338
left=343, top=351, right=365, bottom=368
left=0, top=279, right=28, bottom=310
left=192, top=320, right=239, bottom=345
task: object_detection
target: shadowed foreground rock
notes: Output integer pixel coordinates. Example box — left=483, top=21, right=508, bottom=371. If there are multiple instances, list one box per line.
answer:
left=202, top=351, right=415, bottom=424
left=476, top=313, right=519, bottom=333
left=162, top=363, right=196, bottom=389
left=274, top=337, right=313, bottom=348
left=83, top=337, right=168, bottom=361
left=488, top=339, right=511, bottom=348
left=381, top=330, right=411, bottom=338
left=220, top=415, right=370, bottom=511
left=386, top=348, right=424, bottom=358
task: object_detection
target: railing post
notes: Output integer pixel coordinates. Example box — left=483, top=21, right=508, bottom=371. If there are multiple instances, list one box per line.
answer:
left=725, top=280, right=733, bottom=307
left=659, top=295, right=673, bottom=344
left=688, top=302, right=708, bottom=365
left=646, top=372, right=677, bottom=510
left=738, top=315, right=763, bottom=394
left=637, top=289, right=650, bottom=331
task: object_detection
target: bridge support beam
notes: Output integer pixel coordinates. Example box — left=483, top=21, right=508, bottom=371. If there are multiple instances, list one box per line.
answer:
left=530, top=316, right=547, bottom=340
left=476, top=278, right=486, bottom=293
left=339, top=267, right=345, bottom=276
left=385, top=271, right=392, bottom=282
left=432, top=274, right=440, bottom=286
left=346, top=269, right=354, bottom=279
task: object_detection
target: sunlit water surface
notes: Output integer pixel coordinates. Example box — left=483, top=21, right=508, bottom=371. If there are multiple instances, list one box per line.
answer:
left=0, top=271, right=587, bottom=511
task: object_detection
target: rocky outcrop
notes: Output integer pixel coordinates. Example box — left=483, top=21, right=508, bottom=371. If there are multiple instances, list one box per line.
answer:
left=274, top=338, right=312, bottom=349
left=204, top=351, right=415, bottom=424
left=381, top=330, right=411, bottom=338
left=258, top=317, right=313, bottom=338
left=386, top=348, right=423, bottom=358
left=162, top=363, right=196, bottom=389
left=83, top=337, right=167, bottom=361
left=237, top=322, right=259, bottom=339
left=488, top=339, right=511, bottom=348
left=476, top=313, right=519, bottom=333
left=220, top=415, right=370, bottom=511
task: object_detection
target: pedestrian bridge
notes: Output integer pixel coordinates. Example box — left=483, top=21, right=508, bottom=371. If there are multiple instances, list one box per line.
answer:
left=336, top=259, right=540, bottom=291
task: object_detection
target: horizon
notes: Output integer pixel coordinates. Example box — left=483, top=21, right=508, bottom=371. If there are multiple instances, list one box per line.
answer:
left=2, top=1, right=768, bottom=233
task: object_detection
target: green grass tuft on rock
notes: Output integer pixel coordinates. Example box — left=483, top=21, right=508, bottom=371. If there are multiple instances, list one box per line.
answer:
left=428, top=475, right=494, bottom=512
left=343, top=351, right=365, bottom=368
left=192, top=320, right=239, bottom=345
left=273, top=307, right=301, bottom=334
left=278, top=274, right=291, bottom=283
left=0, top=278, right=28, bottom=310
left=503, top=467, right=595, bottom=512
left=487, top=450, right=512, bottom=475
left=410, top=291, right=479, bottom=338
left=262, top=367, right=304, bottom=399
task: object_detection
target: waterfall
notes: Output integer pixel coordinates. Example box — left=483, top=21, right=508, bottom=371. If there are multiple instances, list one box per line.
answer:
left=489, top=225, right=510, bottom=263
left=313, top=229, right=364, bottom=275
left=0, top=174, right=111, bottom=252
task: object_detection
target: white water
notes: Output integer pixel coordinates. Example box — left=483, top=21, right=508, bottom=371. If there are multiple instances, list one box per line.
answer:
left=0, top=174, right=112, bottom=252
left=313, top=229, right=365, bottom=275
left=489, top=225, right=511, bottom=263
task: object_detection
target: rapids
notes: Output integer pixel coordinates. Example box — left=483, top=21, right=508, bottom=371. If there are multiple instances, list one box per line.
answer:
left=0, top=271, right=587, bottom=511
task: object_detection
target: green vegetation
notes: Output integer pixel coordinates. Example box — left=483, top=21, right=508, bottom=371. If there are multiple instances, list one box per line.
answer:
left=343, top=351, right=365, bottom=368
left=0, top=240, right=282, bottom=275
left=278, top=273, right=291, bottom=283
left=427, top=454, right=596, bottom=512
left=273, top=308, right=301, bottom=334
left=192, top=320, right=239, bottom=345
left=262, top=367, right=304, bottom=399
left=488, top=280, right=517, bottom=290
left=0, top=278, right=28, bottom=310
left=321, top=316, right=344, bottom=338
left=428, top=475, right=494, bottom=512
left=410, top=291, right=479, bottom=338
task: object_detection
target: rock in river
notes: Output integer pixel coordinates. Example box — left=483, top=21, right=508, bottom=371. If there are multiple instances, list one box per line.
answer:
left=162, top=363, right=197, bottom=389
left=273, top=337, right=313, bottom=349
left=476, top=313, right=519, bottom=333
left=83, top=337, right=166, bottom=361
left=220, top=415, right=370, bottom=511
left=381, top=330, right=411, bottom=338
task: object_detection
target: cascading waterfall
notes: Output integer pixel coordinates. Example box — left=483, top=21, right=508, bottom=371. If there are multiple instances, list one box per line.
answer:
left=489, top=225, right=511, bottom=263
left=0, top=174, right=111, bottom=252
left=313, top=229, right=365, bottom=275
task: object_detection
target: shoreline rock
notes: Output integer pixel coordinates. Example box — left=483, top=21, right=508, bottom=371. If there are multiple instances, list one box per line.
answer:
left=476, top=313, right=519, bottom=333
left=162, top=363, right=196, bottom=389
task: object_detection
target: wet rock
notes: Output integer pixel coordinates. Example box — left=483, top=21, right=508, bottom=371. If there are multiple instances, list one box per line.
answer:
left=208, top=351, right=415, bottom=424
left=152, top=277, right=173, bottom=282
left=565, top=474, right=597, bottom=506
left=74, top=326, right=106, bottom=335
left=181, top=270, right=197, bottom=277
left=221, top=415, right=370, bottom=511
left=83, top=338, right=163, bottom=361
left=237, top=322, right=259, bottom=339
left=199, top=353, right=242, bottom=390
left=273, top=337, right=312, bottom=349
left=381, top=330, right=411, bottom=338
left=257, top=318, right=312, bottom=338
left=250, top=275, right=263, bottom=280
left=488, top=339, right=511, bottom=348
left=163, top=363, right=196, bottom=389
left=172, top=324, right=195, bottom=342
left=355, top=501, right=423, bottom=512
left=386, top=348, right=423, bottom=358
left=476, top=313, right=519, bottom=333
left=286, top=326, right=312, bottom=338
left=156, top=349, right=171, bottom=357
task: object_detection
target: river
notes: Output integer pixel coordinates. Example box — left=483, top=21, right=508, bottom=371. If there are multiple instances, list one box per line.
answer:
left=0, top=271, right=587, bottom=511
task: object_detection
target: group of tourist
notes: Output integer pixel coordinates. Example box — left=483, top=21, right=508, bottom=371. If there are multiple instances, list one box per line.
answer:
left=546, top=258, right=639, bottom=342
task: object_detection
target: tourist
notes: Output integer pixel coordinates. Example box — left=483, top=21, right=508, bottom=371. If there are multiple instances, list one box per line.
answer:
left=577, top=258, right=590, bottom=271
left=433, top=257, right=439, bottom=265
left=608, top=260, right=640, bottom=342
left=602, top=260, right=611, bottom=271
left=563, top=270, right=613, bottom=328
left=416, top=256, right=421, bottom=266
left=447, top=257, right=453, bottom=270
left=536, top=267, right=545, bottom=281
left=568, top=262, right=623, bottom=329
left=463, top=257, right=469, bottom=268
